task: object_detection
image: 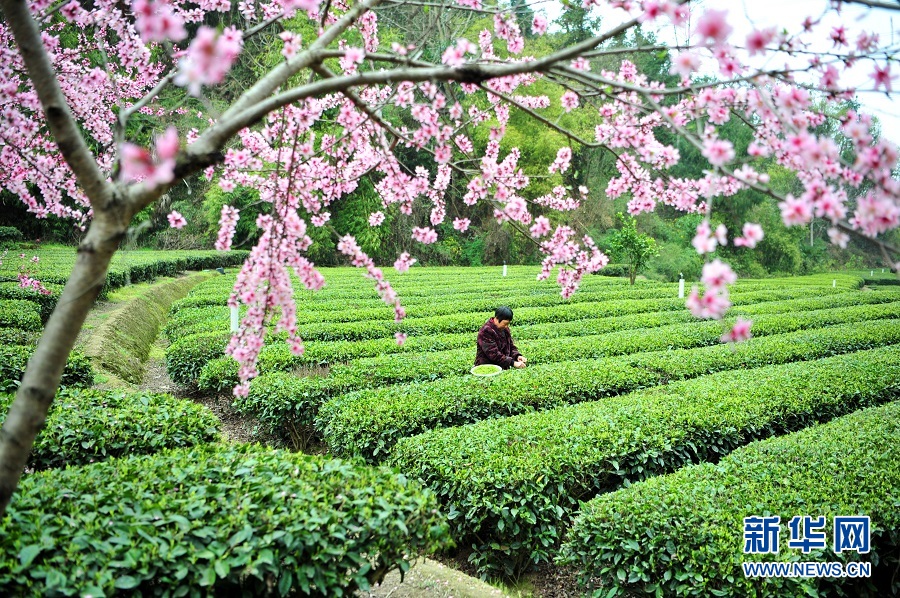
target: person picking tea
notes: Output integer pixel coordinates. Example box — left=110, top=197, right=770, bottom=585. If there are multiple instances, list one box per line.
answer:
left=475, top=306, right=527, bottom=370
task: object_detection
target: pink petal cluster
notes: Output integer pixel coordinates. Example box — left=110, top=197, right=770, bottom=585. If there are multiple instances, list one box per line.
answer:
left=412, top=226, right=438, bottom=244
left=561, top=91, right=579, bottom=113
left=368, top=211, right=386, bottom=226
left=133, top=0, right=186, bottom=43
left=167, top=210, right=187, bottom=229
left=721, top=318, right=753, bottom=343
left=120, top=127, right=179, bottom=186
left=453, top=217, right=471, bottom=232
left=442, top=39, right=473, bottom=67
left=733, top=222, right=764, bottom=248
left=692, top=220, right=727, bottom=254
left=394, top=252, right=417, bottom=272
left=549, top=147, right=572, bottom=174
left=175, top=26, right=243, bottom=96
left=215, top=205, right=240, bottom=251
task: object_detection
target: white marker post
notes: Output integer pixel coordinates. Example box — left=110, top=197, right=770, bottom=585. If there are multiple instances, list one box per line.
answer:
left=833, top=279, right=836, bottom=288
left=871, top=270, right=874, bottom=276
left=503, top=263, right=507, bottom=277
left=230, top=306, right=239, bottom=333
left=678, top=273, right=685, bottom=299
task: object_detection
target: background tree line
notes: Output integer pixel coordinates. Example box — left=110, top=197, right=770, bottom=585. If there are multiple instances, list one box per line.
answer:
left=0, top=5, right=894, bottom=280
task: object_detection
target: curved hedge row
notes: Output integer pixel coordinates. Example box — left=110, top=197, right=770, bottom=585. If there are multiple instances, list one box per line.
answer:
left=190, top=290, right=900, bottom=393
left=0, top=300, right=41, bottom=332
left=234, top=303, right=900, bottom=426
left=0, top=345, right=93, bottom=393
left=318, top=313, right=900, bottom=462
left=169, top=281, right=675, bottom=322
left=0, top=444, right=450, bottom=596
left=389, top=345, right=900, bottom=577
left=0, top=389, right=221, bottom=471
left=167, top=282, right=856, bottom=342
left=171, top=287, right=889, bottom=390
left=559, top=401, right=900, bottom=597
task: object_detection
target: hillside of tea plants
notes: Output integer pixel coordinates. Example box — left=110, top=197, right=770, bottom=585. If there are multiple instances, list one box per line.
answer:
left=2, top=263, right=898, bottom=596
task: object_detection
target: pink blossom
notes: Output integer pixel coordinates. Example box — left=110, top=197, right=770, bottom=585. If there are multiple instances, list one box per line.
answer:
left=345, top=47, right=366, bottom=65
left=691, top=220, right=718, bottom=254
left=442, top=39, right=473, bottom=67
left=746, top=28, right=775, bottom=56
left=395, top=332, right=408, bottom=346
left=702, top=138, right=735, bottom=167
left=532, top=16, right=548, bottom=35
left=695, top=9, right=732, bottom=46
left=175, top=26, right=243, bottom=96
left=670, top=52, right=701, bottom=78
left=453, top=217, right=471, bottom=232
left=561, top=91, right=579, bottom=112
left=686, top=286, right=731, bottom=319
left=394, top=252, right=417, bottom=272
left=368, top=211, right=385, bottom=226
left=870, top=63, right=896, bottom=93
left=734, top=222, right=764, bottom=248
left=167, top=210, right=187, bottom=229
left=826, top=227, right=849, bottom=248
left=701, top=259, right=737, bottom=290
left=530, top=216, right=551, bottom=237
left=412, top=226, right=438, bottom=244
left=721, top=318, right=752, bottom=343
left=215, top=205, right=240, bottom=251
left=133, top=0, right=186, bottom=43
left=779, top=194, right=813, bottom=226
left=549, top=147, right=572, bottom=174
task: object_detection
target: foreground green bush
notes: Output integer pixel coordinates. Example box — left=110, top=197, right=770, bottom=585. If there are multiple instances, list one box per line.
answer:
left=0, top=444, right=450, bottom=596
left=319, top=314, right=900, bottom=462
left=389, top=346, right=900, bottom=577
left=0, top=346, right=93, bottom=392
left=0, top=300, right=41, bottom=332
left=0, top=284, right=61, bottom=321
left=559, top=401, right=900, bottom=597
left=0, top=389, right=221, bottom=471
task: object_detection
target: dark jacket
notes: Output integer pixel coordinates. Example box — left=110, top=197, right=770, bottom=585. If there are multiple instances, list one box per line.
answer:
left=475, top=318, right=521, bottom=369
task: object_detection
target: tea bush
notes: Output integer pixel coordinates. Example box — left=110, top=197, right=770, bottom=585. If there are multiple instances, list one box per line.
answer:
left=0, top=444, right=450, bottom=596
left=389, top=346, right=900, bottom=577
left=0, top=389, right=220, bottom=470
left=559, top=401, right=900, bottom=597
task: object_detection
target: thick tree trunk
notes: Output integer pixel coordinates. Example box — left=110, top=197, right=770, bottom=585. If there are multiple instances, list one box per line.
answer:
left=0, top=219, right=125, bottom=515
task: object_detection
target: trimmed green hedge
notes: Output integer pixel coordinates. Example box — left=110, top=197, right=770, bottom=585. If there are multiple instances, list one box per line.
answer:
left=559, top=401, right=900, bottom=597
left=0, top=300, right=41, bottom=332
left=0, top=328, right=39, bottom=347
left=0, top=283, right=62, bottom=321
left=168, top=284, right=854, bottom=342
left=191, top=290, right=900, bottom=393
left=319, top=313, right=900, bottom=462
left=0, top=345, right=93, bottom=393
left=173, top=287, right=891, bottom=390
left=0, top=444, right=450, bottom=596
left=0, top=389, right=221, bottom=471
left=0, top=245, right=249, bottom=294
left=389, top=346, right=900, bottom=577
left=240, top=305, right=900, bottom=441
left=166, top=331, right=232, bottom=386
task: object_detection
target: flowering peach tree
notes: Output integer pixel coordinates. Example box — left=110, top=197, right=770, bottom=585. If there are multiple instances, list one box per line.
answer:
left=0, top=0, right=899, bottom=513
